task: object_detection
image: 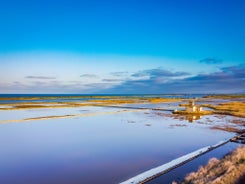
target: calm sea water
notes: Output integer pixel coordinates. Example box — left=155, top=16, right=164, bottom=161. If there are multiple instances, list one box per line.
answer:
left=0, top=95, right=242, bottom=184
left=0, top=94, right=206, bottom=98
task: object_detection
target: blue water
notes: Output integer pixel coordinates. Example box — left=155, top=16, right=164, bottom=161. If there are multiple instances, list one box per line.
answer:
left=0, top=94, right=240, bottom=184
left=0, top=94, right=207, bottom=98
left=0, top=105, right=240, bottom=184
left=147, top=142, right=239, bottom=184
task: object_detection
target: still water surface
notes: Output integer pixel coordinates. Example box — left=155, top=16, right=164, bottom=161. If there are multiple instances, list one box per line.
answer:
left=0, top=106, right=238, bottom=184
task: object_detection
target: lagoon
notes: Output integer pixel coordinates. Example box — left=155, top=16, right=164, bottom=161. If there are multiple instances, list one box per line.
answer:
left=0, top=96, right=244, bottom=184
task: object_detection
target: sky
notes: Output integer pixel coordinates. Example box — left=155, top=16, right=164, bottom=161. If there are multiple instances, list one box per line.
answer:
left=0, top=0, right=244, bottom=94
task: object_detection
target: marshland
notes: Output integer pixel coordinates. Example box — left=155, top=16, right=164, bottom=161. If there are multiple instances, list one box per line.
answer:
left=0, top=94, right=244, bottom=184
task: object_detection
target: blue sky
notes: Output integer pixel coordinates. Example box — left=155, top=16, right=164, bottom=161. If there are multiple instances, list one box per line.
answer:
left=0, top=0, right=244, bottom=94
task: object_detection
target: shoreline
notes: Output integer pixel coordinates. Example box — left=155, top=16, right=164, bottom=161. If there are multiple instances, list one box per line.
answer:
left=121, top=139, right=232, bottom=184
left=0, top=94, right=244, bottom=183
left=179, top=145, right=245, bottom=184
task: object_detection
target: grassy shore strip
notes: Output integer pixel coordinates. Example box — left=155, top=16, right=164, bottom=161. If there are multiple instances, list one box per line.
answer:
left=0, top=102, right=98, bottom=110
left=203, top=94, right=245, bottom=99
left=0, top=96, right=182, bottom=101
left=203, top=102, right=245, bottom=118
left=0, top=98, right=182, bottom=110
left=0, top=109, right=144, bottom=124
left=179, top=145, right=245, bottom=184
left=1, top=97, right=244, bottom=119
left=88, top=97, right=181, bottom=104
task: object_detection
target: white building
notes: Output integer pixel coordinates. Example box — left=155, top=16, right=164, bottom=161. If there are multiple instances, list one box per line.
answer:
left=186, top=100, right=202, bottom=113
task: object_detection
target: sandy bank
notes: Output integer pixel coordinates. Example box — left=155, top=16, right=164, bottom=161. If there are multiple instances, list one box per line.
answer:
left=0, top=109, right=144, bottom=124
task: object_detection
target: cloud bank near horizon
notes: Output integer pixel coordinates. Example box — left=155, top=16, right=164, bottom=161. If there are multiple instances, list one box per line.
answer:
left=100, top=65, right=245, bottom=94
left=0, top=64, right=244, bottom=94
left=25, top=76, right=56, bottom=80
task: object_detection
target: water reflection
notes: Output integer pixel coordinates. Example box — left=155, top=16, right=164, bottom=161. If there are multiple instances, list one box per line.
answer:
left=0, top=107, right=235, bottom=184
left=185, top=115, right=201, bottom=123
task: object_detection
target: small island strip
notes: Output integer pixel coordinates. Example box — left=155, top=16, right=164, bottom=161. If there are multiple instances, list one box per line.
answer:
left=173, top=99, right=212, bottom=115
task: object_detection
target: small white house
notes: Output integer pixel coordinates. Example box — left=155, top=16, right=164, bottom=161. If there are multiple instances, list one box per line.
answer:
left=186, top=100, right=202, bottom=113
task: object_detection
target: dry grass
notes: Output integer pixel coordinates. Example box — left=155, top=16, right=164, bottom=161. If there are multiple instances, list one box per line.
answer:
left=147, top=98, right=181, bottom=103
left=0, top=100, right=99, bottom=110
left=89, top=97, right=180, bottom=105
left=180, top=146, right=245, bottom=184
left=203, top=102, right=245, bottom=118
left=0, top=97, right=181, bottom=110
left=204, top=94, right=245, bottom=99
left=88, top=98, right=146, bottom=104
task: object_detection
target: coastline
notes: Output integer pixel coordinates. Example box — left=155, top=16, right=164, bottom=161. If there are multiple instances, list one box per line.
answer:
left=179, top=145, right=245, bottom=184
left=0, top=94, right=244, bottom=183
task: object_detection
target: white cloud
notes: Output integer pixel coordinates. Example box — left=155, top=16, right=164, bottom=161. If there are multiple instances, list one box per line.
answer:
left=1, top=51, right=242, bottom=93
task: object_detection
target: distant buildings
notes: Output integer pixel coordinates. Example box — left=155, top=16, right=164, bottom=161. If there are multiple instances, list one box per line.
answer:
left=173, top=99, right=208, bottom=122
left=186, top=100, right=202, bottom=113
left=173, top=99, right=204, bottom=121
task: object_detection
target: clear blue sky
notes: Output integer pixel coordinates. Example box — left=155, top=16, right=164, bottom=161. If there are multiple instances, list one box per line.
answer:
left=0, top=0, right=244, bottom=94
